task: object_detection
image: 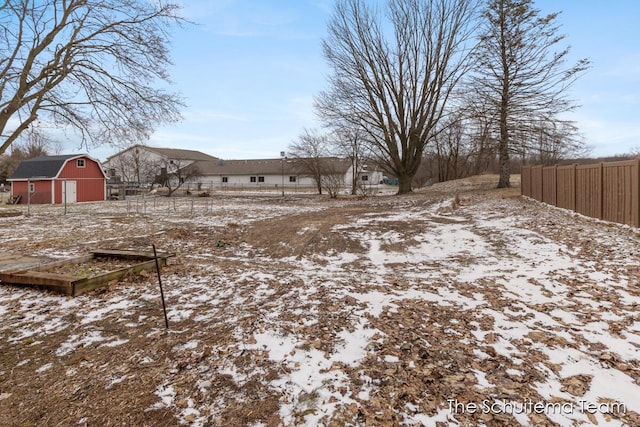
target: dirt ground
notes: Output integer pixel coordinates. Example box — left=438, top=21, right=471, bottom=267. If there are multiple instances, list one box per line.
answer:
left=1, top=175, right=639, bottom=426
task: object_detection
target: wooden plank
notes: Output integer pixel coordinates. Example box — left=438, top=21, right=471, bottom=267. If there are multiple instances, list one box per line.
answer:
left=28, top=255, right=95, bottom=272
left=0, top=271, right=77, bottom=284
left=0, top=271, right=74, bottom=295
left=90, top=249, right=174, bottom=260
left=2, top=281, right=72, bottom=295
left=7, top=194, right=21, bottom=205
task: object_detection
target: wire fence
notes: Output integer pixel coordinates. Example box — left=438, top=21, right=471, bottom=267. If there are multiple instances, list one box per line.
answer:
left=108, top=181, right=383, bottom=198
left=1, top=182, right=395, bottom=218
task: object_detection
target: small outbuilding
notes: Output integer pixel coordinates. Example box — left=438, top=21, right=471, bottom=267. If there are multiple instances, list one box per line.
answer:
left=9, top=154, right=107, bottom=204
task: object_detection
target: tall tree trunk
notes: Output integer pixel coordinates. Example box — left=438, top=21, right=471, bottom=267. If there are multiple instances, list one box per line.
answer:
left=397, top=172, right=413, bottom=194
left=351, top=156, right=358, bottom=195
left=498, top=140, right=510, bottom=188
left=498, top=109, right=511, bottom=188
left=498, top=20, right=510, bottom=189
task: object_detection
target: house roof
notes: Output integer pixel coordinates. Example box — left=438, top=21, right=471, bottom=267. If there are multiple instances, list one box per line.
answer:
left=143, top=146, right=218, bottom=161
left=186, top=157, right=354, bottom=176
left=104, top=145, right=218, bottom=163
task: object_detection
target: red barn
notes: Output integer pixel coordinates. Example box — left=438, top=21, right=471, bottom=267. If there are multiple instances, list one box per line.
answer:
left=9, top=155, right=107, bottom=204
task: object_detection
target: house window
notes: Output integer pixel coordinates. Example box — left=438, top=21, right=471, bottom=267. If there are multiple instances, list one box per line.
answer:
left=28, top=183, right=35, bottom=193
left=250, top=176, right=257, bottom=183
left=289, top=176, right=297, bottom=183
left=222, top=177, right=228, bottom=183
left=258, top=176, right=265, bottom=183
left=361, top=175, right=369, bottom=181
left=77, top=159, right=86, bottom=168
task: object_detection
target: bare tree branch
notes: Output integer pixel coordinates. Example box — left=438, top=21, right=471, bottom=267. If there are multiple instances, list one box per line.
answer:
left=0, top=0, right=186, bottom=155
left=289, top=128, right=334, bottom=195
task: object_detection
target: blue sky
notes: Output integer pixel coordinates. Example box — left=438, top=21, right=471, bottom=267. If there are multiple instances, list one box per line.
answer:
left=86, top=0, right=639, bottom=161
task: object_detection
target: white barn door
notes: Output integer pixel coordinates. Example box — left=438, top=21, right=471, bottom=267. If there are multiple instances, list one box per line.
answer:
left=62, top=180, right=77, bottom=203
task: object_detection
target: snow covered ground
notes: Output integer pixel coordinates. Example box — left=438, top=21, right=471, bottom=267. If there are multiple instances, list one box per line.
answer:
left=0, top=179, right=639, bottom=426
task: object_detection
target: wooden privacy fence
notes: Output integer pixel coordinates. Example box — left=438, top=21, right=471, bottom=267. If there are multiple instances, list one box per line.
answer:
left=521, top=159, right=640, bottom=228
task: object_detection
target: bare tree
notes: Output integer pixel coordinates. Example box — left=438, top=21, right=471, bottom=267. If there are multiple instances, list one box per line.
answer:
left=0, top=0, right=185, bottom=156
left=455, top=92, right=500, bottom=176
left=316, top=0, right=478, bottom=194
left=320, top=165, right=346, bottom=199
left=157, top=159, right=201, bottom=197
left=431, top=114, right=475, bottom=182
left=471, top=0, right=589, bottom=188
left=0, top=128, right=52, bottom=182
left=109, top=146, right=158, bottom=185
left=332, top=126, right=370, bottom=195
left=289, top=128, right=333, bottom=195
left=528, top=120, right=589, bottom=165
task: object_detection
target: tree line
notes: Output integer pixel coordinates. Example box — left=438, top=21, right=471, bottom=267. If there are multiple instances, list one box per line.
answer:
left=293, top=0, right=591, bottom=194
left=1, top=1, right=598, bottom=195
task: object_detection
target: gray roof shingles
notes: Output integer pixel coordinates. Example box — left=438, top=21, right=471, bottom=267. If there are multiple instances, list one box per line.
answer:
left=143, top=147, right=218, bottom=162
left=104, top=145, right=218, bottom=163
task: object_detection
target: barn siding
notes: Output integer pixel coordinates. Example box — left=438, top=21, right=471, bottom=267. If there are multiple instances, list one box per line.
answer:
left=11, top=180, right=53, bottom=204
left=76, top=178, right=105, bottom=203
left=58, top=157, right=105, bottom=180
left=53, top=178, right=105, bottom=204
left=54, top=157, right=106, bottom=203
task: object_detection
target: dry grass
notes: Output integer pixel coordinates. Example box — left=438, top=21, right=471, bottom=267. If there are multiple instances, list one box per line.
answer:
left=1, top=174, right=639, bottom=426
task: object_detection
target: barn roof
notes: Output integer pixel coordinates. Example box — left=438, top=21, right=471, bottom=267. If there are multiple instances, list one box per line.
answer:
left=9, top=154, right=105, bottom=180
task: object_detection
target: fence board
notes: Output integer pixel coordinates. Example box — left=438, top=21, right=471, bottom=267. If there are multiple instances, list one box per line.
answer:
left=542, top=166, right=557, bottom=205
left=531, top=166, right=543, bottom=201
left=521, top=166, right=532, bottom=197
left=575, top=164, right=602, bottom=219
left=602, top=160, right=638, bottom=226
left=556, top=165, right=576, bottom=211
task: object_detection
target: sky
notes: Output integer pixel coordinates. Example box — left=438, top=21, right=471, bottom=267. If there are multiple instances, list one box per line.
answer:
left=84, top=0, right=640, bottom=162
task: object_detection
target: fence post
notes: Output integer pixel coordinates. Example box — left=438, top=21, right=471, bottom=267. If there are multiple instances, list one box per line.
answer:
left=572, top=164, right=577, bottom=212
left=539, top=165, right=544, bottom=202
left=553, top=165, right=558, bottom=207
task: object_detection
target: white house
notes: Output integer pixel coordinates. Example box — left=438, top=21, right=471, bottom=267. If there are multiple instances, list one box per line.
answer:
left=102, top=145, right=218, bottom=185
left=182, top=157, right=384, bottom=192
left=102, top=145, right=384, bottom=193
